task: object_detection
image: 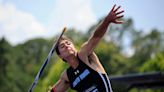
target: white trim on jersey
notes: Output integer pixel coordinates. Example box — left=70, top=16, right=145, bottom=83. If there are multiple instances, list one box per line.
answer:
left=98, top=73, right=109, bottom=92
left=105, top=74, right=113, bottom=92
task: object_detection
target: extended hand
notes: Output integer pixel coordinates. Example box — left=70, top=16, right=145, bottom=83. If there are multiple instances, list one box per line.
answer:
left=105, top=4, right=124, bottom=24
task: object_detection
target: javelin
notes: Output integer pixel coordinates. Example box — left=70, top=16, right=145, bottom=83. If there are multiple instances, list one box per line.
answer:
left=28, top=27, right=67, bottom=92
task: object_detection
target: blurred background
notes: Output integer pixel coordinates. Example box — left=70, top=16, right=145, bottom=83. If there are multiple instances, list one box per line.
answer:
left=0, top=0, right=164, bottom=92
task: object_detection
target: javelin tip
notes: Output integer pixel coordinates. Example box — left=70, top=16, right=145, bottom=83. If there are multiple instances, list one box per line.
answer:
left=63, top=27, right=67, bottom=32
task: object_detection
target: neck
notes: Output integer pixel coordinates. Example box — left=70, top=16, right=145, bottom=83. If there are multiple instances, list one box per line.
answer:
left=65, top=53, right=79, bottom=69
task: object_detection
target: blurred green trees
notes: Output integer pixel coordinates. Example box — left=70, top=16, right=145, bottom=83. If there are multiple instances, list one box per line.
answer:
left=0, top=18, right=164, bottom=92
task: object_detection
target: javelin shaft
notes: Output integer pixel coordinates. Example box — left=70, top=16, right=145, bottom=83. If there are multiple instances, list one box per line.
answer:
left=28, top=27, right=67, bottom=92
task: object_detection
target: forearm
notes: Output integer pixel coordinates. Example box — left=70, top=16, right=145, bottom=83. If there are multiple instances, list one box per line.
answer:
left=92, top=18, right=111, bottom=38
left=93, top=5, right=124, bottom=38
left=80, top=4, right=124, bottom=55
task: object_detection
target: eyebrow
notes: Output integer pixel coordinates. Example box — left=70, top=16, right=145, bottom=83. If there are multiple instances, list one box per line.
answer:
left=59, top=40, right=71, bottom=47
left=59, top=43, right=64, bottom=47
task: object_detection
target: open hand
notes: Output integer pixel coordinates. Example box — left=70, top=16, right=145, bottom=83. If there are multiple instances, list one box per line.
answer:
left=105, top=4, right=124, bottom=24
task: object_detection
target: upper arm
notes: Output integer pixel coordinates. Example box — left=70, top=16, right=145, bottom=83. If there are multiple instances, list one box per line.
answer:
left=80, top=36, right=100, bottom=56
left=79, top=19, right=109, bottom=59
left=54, top=71, right=70, bottom=92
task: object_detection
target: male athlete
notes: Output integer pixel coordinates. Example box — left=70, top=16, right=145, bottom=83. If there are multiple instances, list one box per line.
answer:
left=49, top=4, right=124, bottom=92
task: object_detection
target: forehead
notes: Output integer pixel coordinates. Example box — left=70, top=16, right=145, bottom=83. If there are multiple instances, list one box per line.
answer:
left=58, top=39, right=71, bottom=45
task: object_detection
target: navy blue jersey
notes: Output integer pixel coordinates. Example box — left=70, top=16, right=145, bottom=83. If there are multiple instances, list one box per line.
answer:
left=66, top=56, right=113, bottom=92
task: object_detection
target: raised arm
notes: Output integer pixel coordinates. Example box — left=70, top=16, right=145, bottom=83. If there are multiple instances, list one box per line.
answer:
left=80, top=4, right=124, bottom=55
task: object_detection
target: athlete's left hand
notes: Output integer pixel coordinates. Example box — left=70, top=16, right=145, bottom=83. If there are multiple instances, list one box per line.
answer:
left=105, top=4, right=124, bottom=24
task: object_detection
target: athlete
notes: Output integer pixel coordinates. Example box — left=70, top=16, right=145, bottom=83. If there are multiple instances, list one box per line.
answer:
left=49, top=4, right=124, bottom=92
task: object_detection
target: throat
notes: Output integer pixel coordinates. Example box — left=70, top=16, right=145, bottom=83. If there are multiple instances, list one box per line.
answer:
left=71, top=60, right=79, bottom=69
left=69, top=58, right=79, bottom=69
left=65, top=53, right=79, bottom=69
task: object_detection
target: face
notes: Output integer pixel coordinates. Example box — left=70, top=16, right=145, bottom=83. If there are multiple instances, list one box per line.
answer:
left=58, top=39, right=77, bottom=59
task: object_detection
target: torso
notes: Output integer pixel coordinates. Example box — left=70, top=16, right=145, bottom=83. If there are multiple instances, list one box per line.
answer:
left=66, top=55, right=113, bottom=92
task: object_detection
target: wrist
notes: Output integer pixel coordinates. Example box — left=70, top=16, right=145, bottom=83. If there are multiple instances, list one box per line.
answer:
left=104, top=17, right=111, bottom=25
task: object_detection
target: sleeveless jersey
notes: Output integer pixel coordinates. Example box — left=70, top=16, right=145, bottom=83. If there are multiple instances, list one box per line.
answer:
left=66, top=56, right=113, bottom=92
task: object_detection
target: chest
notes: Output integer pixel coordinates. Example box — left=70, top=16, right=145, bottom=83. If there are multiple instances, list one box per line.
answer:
left=67, top=64, right=102, bottom=91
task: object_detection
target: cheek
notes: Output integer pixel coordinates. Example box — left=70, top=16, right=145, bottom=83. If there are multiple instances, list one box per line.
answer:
left=58, top=48, right=64, bottom=55
left=70, top=45, right=75, bottom=49
left=59, top=51, right=65, bottom=58
left=59, top=48, right=67, bottom=57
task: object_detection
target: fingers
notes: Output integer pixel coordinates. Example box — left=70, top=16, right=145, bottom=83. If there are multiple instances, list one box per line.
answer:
left=114, top=6, right=121, bottom=12
left=111, top=4, right=116, bottom=11
left=116, top=10, right=124, bottom=16
left=116, top=15, right=124, bottom=19
left=112, top=5, right=124, bottom=17
left=114, top=5, right=124, bottom=24
left=114, top=20, right=124, bottom=24
left=114, top=14, right=124, bottom=24
left=107, top=4, right=124, bottom=24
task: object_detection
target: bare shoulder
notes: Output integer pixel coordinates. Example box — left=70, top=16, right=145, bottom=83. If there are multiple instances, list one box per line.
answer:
left=78, top=43, right=90, bottom=64
left=79, top=36, right=99, bottom=58
left=79, top=42, right=88, bottom=55
left=79, top=43, right=96, bottom=60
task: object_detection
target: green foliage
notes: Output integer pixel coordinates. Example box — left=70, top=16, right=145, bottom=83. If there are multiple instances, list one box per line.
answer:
left=0, top=18, right=164, bottom=92
left=39, top=59, right=68, bottom=92
left=0, top=38, right=12, bottom=92
left=140, top=52, right=164, bottom=72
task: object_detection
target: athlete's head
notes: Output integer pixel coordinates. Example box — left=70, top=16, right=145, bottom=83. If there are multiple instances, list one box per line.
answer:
left=55, top=36, right=77, bottom=62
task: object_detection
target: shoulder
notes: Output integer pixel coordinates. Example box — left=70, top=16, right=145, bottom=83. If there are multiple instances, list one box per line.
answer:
left=79, top=41, right=92, bottom=58
left=79, top=42, right=88, bottom=55
left=79, top=37, right=99, bottom=58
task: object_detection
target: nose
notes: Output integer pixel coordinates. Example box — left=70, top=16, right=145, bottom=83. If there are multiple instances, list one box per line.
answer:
left=63, top=43, right=69, bottom=49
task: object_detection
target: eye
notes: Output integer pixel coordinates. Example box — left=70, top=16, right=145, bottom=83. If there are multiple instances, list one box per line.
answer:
left=66, top=41, right=71, bottom=45
left=60, top=44, right=64, bottom=48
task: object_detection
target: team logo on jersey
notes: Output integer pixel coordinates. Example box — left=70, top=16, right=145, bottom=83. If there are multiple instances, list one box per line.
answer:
left=73, top=69, right=90, bottom=87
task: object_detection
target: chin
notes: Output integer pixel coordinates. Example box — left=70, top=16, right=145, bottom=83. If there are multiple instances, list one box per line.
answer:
left=69, top=51, right=76, bottom=55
